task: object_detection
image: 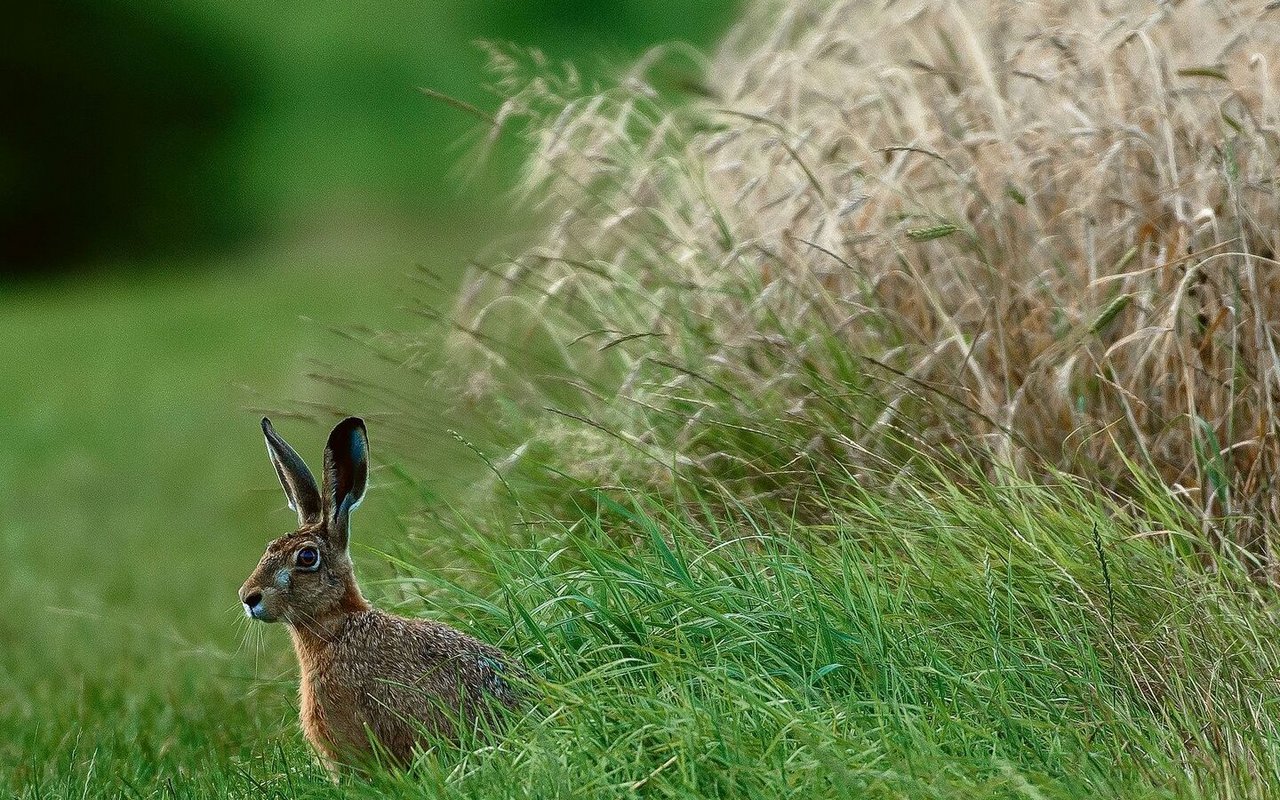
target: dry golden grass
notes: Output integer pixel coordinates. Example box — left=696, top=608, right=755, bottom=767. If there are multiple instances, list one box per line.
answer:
left=449, top=1, right=1280, bottom=563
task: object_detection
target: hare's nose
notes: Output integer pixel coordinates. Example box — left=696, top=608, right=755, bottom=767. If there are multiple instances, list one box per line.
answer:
left=242, top=589, right=263, bottom=608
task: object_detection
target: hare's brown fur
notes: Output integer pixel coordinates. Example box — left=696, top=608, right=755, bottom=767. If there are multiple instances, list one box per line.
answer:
left=240, top=418, right=520, bottom=773
left=290, top=607, right=518, bottom=765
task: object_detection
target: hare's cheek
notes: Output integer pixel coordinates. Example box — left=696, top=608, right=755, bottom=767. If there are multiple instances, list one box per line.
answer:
left=274, top=568, right=293, bottom=592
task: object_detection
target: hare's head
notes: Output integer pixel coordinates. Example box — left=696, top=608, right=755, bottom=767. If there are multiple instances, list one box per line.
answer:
left=239, top=417, right=369, bottom=625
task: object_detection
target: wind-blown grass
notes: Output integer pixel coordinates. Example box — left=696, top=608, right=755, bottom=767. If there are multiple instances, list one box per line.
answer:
left=345, top=465, right=1280, bottom=798
left=369, top=5, right=1280, bottom=794
left=445, top=0, right=1280, bottom=562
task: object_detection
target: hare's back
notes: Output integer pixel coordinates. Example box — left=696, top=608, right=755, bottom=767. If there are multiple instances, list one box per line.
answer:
left=337, top=610, right=519, bottom=710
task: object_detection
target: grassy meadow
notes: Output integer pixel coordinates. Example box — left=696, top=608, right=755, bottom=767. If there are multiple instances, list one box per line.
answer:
left=0, top=232, right=482, bottom=795
left=10, top=0, right=1280, bottom=797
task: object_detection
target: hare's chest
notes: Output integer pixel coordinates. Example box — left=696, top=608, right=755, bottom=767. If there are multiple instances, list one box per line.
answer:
left=300, top=667, right=375, bottom=762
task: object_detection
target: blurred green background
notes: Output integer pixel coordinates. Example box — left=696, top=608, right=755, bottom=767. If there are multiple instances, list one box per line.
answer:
left=5, top=0, right=737, bottom=273
left=0, top=2, right=736, bottom=791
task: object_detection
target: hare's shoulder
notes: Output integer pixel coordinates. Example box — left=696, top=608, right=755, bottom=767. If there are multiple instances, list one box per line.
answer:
left=340, top=608, right=475, bottom=649
left=335, top=610, right=519, bottom=702
left=334, top=610, right=498, bottom=671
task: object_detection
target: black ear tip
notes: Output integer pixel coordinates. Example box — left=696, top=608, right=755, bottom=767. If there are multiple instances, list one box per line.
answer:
left=326, top=415, right=368, bottom=453
left=331, top=416, right=366, bottom=435
left=261, top=417, right=273, bottom=433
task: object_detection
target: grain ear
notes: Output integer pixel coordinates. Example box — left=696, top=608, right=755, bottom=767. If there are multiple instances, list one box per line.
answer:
left=322, top=416, right=368, bottom=550
left=262, top=417, right=323, bottom=526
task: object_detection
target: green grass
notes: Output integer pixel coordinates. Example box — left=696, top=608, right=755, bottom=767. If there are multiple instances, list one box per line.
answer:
left=29, top=454, right=1269, bottom=798
left=0, top=231, right=482, bottom=796
left=8, top=240, right=1280, bottom=798
left=406, top=474, right=1280, bottom=798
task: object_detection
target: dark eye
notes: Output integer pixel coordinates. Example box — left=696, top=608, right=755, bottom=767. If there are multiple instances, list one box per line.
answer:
left=295, top=547, right=320, bottom=569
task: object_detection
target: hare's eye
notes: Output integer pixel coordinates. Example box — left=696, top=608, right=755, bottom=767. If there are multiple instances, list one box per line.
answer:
left=295, top=547, right=320, bottom=569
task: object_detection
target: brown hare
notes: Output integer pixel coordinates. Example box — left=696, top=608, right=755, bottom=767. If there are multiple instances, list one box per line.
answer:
left=239, top=416, right=521, bottom=774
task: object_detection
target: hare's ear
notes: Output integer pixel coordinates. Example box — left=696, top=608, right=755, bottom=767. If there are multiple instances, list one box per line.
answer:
left=261, top=418, right=323, bottom=526
left=322, top=416, right=368, bottom=550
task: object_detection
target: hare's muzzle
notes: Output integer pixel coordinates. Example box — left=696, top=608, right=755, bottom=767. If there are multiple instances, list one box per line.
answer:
left=240, top=586, right=272, bottom=621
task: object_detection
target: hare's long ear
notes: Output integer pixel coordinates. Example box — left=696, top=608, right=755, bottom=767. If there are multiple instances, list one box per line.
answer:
left=322, top=416, right=368, bottom=551
left=261, top=418, right=324, bottom=526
